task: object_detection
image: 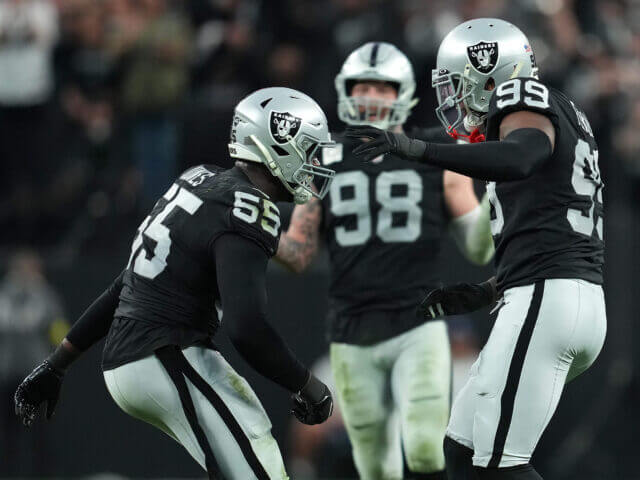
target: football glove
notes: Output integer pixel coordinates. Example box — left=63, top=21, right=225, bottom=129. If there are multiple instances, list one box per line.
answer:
left=291, top=374, right=333, bottom=425
left=418, top=277, right=497, bottom=320
left=14, top=360, right=64, bottom=427
left=345, top=125, right=427, bottom=163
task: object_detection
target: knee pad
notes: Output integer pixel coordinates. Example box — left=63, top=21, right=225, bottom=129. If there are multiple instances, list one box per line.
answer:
left=404, top=428, right=446, bottom=473
left=443, top=435, right=478, bottom=480
left=403, top=397, right=449, bottom=472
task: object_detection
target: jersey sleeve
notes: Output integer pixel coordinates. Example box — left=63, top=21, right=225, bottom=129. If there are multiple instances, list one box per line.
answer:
left=486, top=77, right=560, bottom=141
left=225, top=185, right=281, bottom=257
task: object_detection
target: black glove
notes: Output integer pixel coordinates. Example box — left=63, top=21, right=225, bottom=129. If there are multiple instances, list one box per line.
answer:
left=14, top=360, right=64, bottom=427
left=291, top=374, right=333, bottom=425
left=345, top=125, right=427, bottom=163
left=418, top=277, right=497, bottom=319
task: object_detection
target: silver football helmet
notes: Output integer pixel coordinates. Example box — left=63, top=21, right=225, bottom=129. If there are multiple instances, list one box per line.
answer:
left=228, top=87, right=336, bottom=204
left=432, top=18, right=538, bottom=135
left=335, top=42, right=418, bottom=129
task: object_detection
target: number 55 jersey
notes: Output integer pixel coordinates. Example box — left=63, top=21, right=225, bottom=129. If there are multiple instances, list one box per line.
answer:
left=102, top=166, right=281, bottom=370
left=485, top=77, right=604, bottom=292
left=320, top=128, right=452, bottom=345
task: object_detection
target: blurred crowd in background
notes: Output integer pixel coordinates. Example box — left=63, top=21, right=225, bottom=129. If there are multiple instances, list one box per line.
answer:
left=0, top=0, right=639, bottom=254
left=0, top=0, right=639, bottom=478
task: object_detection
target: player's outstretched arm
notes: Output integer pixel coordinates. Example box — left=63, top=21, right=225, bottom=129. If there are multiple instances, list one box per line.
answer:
left=275, top=197, right=322, bottom=273
left=15, top=272, right=124, bottom=426
left=215, top=234, right=333, bottom=425
left=443, top=171, right=494, bottom=265
left=417, top=277, right=497, bottom=320
left=346, top=113, right=555, bottom=182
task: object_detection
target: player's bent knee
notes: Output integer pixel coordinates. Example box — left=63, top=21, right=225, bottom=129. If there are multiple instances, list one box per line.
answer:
left=347, top=420, right=397, bottom=479
left=403, top=399, right=448, bottom=472
left=405, top=429, right=445, bottom=472
left=250, top=432, right=289, bottom=480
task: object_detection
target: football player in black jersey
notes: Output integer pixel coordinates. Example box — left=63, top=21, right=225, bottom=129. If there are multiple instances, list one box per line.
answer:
left=276, top=42, right=494, bottom=480
left=14, top=87, right=337, bottom=480
left=347, top=19, right=606, bottom=480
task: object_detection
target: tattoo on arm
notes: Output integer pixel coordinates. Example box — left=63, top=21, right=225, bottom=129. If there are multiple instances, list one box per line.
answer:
left=276, top=198, right=322, bottom=273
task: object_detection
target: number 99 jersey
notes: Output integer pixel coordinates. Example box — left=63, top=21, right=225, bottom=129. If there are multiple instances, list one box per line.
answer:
left=103, top=166, right=280, bottom=369
left=320, top=128, right=451, bottom=331
left=485, top=77, right=604, bottom=292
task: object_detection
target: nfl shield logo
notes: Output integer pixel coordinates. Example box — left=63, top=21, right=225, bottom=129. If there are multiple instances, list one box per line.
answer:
left=270, top=111, right=302, bottom=144
left=467, top=41, right=499, bottom=74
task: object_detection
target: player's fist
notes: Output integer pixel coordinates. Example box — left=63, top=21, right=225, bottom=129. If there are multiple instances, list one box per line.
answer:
left=418, top=278, right=497, bottom=319
left=14, top=361, right=63, bottom=427
left=291, top=374, right=333, bottom=425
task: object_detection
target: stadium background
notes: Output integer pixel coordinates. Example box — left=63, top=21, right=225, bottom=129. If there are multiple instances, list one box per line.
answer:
left=0, top=0, right=638, bottom=478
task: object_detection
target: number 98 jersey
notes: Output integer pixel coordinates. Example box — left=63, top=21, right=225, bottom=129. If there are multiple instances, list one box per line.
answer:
left=103, top=166, right=280, bottom=369
left=320, top=128, right=451, bottom=328
left=485, top=77, right=604, bottom=292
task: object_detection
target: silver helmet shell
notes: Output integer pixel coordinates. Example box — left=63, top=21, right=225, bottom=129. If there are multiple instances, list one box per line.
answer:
left=432, top=18, right=538, bottom=134
left=228, top=87, right=336, bottom=204
left=335, top=42, right=418, bottom=129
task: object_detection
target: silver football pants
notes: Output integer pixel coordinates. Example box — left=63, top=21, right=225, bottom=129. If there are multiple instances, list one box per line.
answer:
left=447, top=279, right=606, bottom=468
left=331, top=320, right=451, bottom=480
left=103, top=346, right=288, bottom=479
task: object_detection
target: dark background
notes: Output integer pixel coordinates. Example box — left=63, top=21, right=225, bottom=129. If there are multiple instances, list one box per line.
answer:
left=0, top=0, right=639, bottom=478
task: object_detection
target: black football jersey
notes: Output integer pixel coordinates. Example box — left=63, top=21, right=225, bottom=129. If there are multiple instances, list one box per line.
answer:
left=320, top=128, right=451, bottom=344
left=102, top=166, right=280, bottom=369
left=485, top=77, right=604, bottom=292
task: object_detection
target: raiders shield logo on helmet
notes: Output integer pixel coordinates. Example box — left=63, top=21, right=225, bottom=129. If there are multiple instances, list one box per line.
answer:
left=467, top=41, right=499, bottom=74
left=270, top=111, right=302, bottom=144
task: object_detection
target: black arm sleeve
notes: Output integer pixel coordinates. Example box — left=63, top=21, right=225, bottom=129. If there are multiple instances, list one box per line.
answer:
left=214, top=233, right=309, bottom=393
left=423, top=128, right=552, bottom=181
left=65, top=271, right=124, bottom=351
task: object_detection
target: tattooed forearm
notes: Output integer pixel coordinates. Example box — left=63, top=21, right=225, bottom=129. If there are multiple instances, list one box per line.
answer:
left=276, top=198, right=322, bottom=273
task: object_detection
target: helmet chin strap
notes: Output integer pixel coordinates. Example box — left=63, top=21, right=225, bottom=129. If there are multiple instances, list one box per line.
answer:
left=447, top=127, right=485, bottom=143
left=448, top=109, right=486, bottom=143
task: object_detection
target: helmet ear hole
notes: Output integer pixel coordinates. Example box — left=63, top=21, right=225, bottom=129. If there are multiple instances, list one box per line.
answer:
left=484, top=77, right=495, bottom=91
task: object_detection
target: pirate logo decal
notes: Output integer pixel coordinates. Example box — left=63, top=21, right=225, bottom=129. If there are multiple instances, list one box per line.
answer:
left=467, top=41, right=499, bottom=74
left=270, top=111, right=302, bottom=144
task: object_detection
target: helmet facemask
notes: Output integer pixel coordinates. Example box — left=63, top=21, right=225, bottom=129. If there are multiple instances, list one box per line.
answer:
left=431, top=69, right=492, bottom=136
left=338, top=86, right=415, bottom=129
left=250, top=133, right=336, bottom=205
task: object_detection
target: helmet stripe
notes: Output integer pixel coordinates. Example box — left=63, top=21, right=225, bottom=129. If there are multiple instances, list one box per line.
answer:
left=369, top=42, right=380, bottom=67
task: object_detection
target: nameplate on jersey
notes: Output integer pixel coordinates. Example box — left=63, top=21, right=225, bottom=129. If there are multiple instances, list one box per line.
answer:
left=570, top=100, right=594, bottom=137
left=181, top=166, right=216, bottom=187
left=322, top=143, right=343, bottom=166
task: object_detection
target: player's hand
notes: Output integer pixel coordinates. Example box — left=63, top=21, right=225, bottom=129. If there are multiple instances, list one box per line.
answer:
left=418, top=278, right=496, bottom=319
left=291, top=374, right=333, bottom=425
left=345, top=125, right=427, bottom=163
left=14, top=361, right=64, bottom=427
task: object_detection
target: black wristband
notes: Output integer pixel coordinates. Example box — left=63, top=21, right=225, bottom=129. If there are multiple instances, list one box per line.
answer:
left=47, top=344, right=79, bottom=372
left=298, top=373, right=326, bottom=403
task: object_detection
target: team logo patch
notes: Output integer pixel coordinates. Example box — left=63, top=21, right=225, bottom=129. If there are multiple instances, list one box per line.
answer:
left=467, top=41, right=499, bottom=74
left=270, top=111, right=301, bottom=144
